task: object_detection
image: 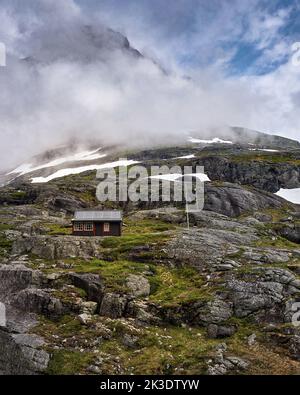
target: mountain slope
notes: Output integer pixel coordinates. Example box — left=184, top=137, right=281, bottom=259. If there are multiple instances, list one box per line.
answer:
left=0, top=129, right=300, bottom=375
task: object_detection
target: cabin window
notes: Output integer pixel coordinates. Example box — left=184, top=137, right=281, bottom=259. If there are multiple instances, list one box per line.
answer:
left=103, top=222, right=110, bottom=232
left=84, top=223, right=94, bottom=232
left=74, top=222, right=84, bottom=231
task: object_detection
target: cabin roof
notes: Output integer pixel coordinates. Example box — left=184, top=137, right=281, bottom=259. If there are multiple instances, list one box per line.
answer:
left=73, top=210, right=122, bottom=222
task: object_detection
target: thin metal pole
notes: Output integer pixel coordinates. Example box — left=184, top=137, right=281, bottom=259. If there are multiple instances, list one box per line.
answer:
left=184, top=182, right=190, bottom=230
left=186, top=201, right=190, bottom=230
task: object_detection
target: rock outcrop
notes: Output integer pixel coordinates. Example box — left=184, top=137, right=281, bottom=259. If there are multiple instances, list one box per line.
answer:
left=204, top=182, right=286, bottom=217
left=197, top=156, right=300, bottom=193
left=12, top=235, right=103, bottom=260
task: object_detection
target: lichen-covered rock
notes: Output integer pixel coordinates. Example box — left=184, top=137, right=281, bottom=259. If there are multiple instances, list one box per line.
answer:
left=0, top=330, right=49, bottom=375
left=193, top=299, right=233, bottom=325
left=227, top=279, right=284, bottom=318
left=277, top=224, right=300, bottom=244
left=126, top=300, right=161, bottom=325
left=122, top=334, right=139, bottom=349
left=126, top=274, right=150, bottom=298
left=207, top=324, right=237, bottom=339
left=12, top=289, right=64, bottom=319
left=204, top=182, right=285, bottom=217
left=242, top=248, right=291, bottom=264
left=99, top=293, right=128, bottom=319
left=68, top=273, right=104, bottom=304
left=166, top=227, right=258, bottom=270
left=207, top=343, right=249, bottom=375
left=0, top=265, right=42, bottom=296
left=78, top=313, right=93, bottom=326
left=12, top=235, right=104, bottom=260
left=199, top=156, right=300, bottom=193
left=80, top=301, right=98, bottom=315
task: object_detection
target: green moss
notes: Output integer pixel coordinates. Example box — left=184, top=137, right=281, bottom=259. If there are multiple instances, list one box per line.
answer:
left=57, top=256, right=215, bottom=304
left=100, top=232, right=170, bottom=259
left=261, top=207, right=292, bottom=222
left=255, top=235, right=299, bottom=250
left=47, top=350, right=94, bottom=375
left=99, top=325, right=217, bottom=375
left=52, top=287, right=87, bottom=304
left=75, top=190, right=97, bottom=203
left=0, top=223, right=12, bottom=231
left=89, top=218, right=175, bottom=260
left=34, top=316, right=83, bottom=339
left=123, top=218, right=176, bottom=234
left=0, top=232, right=13, bottom=255
left=72, top=259, right=148, bottom=293
left=149, top=266, right=214, bottom=307
left=231, top=152, right=300, bottom=165
left=9, top=191, right=28, bottom=200
left=45, top=223, right=72, bottom=236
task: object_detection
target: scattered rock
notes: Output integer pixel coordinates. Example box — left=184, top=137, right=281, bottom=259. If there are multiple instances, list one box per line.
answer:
left=80, top=301, right=98, bottom=315
left=207, top=324, right=237, bottom=339
left=12, top=289, right=64, bottom=319
left=99, top=293, right=127, bottom=319
left=248, top=333, right=257, bottom=346
left=207, top=343, right=249, bottom=375
left=78, top=313, right=92, bottom=326
left=69, top=273, right=104, bottom=304
left=126, top=275, right=150, bottom=298
left=122, top=334, right=139, bottom=349
left=195, top=299, right=233, bottom=325
left=87, top=365, right=102, bottom=374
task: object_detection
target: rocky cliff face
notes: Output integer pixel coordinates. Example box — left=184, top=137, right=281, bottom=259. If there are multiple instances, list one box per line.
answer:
left=198, top=156, right=300, bottom=193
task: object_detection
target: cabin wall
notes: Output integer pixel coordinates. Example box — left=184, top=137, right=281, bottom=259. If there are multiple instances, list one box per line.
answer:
left=95, top=222, right=122, bottom=236
left=72, top=221, right=122, bottom=237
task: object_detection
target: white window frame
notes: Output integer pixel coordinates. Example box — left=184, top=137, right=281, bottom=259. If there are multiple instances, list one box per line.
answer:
left=84, top=222, right=94, bottom=232
left=74, top=222, right=84, bottom=231
left=103, top=222, right=110, bottom=233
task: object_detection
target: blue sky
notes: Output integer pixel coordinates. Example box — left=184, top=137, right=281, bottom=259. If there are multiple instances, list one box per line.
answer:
left=77, top=0, right=300, bottom=76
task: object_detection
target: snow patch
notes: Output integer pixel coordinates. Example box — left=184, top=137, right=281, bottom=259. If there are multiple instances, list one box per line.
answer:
left=31, top=160, right=139, bottom=183
left=174, top=154, right=195, bottom=159
left=275, top=188, right=300, bottom=204
left=150, top=173, right=210, bottom=182
left=188, top=137, right=233, bottom=145
left=249, top=148, right=279, bottom=152
left=8, top=148, right=106, bottom=176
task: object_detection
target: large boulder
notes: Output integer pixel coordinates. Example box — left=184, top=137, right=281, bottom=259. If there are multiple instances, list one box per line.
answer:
left=0, top=265, right=41, bottom=297
left=277, top=224, right=300, bottom=244
left=12, top=235, right=103, bottom=260
left=0, top=330, right=49, bottom=375
left=193, top=298, right=234, bottom=325
left=227, top=268, right=300, bottom=318
left=166, top=226, right=258, bottom=270
left=99, top=293, right=128, bottom=319
left=126, top=275, right=150, bottom=298
left=12, top=289, right=64, bottom=319
left=68, top=273, right=105, bottom=304
left=204, top=183, right=285, bottom=217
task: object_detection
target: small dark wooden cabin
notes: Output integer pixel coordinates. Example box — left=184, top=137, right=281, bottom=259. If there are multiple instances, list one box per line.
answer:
left=72, top=210, right=122, bottom=237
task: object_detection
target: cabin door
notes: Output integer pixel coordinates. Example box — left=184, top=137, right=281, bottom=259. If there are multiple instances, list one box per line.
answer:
left=95, top=223, right=102, bottom=236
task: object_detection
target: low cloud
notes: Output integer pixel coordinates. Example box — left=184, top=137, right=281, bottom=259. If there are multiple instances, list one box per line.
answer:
left=0, top=0, right=299, bottom=171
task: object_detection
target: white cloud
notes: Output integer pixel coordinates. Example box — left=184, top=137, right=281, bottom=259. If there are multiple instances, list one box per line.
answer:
left=0, top=0, right=299, bottom=172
